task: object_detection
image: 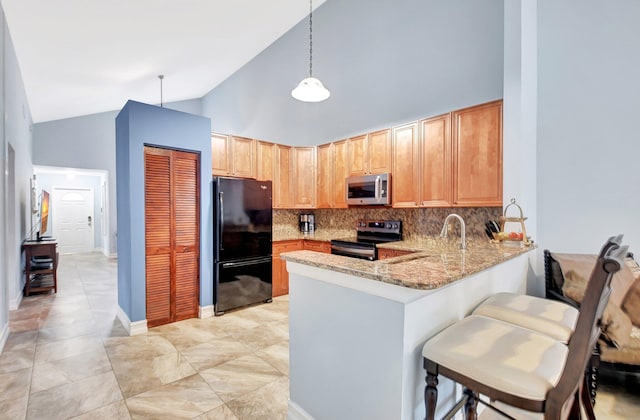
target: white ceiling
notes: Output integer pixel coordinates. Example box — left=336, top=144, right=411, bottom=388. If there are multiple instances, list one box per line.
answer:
left=1, top=0, right=326, bottom=123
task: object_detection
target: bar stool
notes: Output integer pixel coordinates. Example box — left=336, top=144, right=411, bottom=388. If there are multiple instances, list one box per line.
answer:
left=472, top=235, right=622, bottom=343
left=421, top=237, right=626, bottom=419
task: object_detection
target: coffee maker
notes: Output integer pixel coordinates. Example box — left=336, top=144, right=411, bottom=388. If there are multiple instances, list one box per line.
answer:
left=299, top=213, right=315, bottom=233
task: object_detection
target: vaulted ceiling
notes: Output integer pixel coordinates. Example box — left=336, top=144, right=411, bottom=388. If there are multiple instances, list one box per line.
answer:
left=1, top=0, right=326, bottom=122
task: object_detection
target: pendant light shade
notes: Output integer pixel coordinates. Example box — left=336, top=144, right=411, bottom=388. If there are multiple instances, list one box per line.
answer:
left=292, top=0, right=330, bottom=102
left=291, top=77, right=330, bottom=102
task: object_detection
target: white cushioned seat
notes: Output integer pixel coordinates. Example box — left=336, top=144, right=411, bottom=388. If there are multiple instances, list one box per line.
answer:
left=422, top=315, right=569, bottom=401
left=472, top=292, right=579, bottom=343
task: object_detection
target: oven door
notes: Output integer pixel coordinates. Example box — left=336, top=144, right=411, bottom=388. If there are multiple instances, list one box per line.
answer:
left=330, top=240, right=377, bottom=261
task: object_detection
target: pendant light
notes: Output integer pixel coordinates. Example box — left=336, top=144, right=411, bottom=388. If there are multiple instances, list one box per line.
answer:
left=291, top=0, right=330, bottom=102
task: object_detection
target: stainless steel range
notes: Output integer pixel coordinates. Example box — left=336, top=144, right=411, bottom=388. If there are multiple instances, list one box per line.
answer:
left=330, top=220, right=402, bottom=261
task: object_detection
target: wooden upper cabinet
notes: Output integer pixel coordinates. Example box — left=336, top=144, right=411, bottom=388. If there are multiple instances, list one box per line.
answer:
left=420, top=114, right=452, bottom=207
left=211, top=133, right=256, bottom=178
left=317, top=140, right=348, bottom=209
left=230, top=136, right=256, bottom=178
left=332, top=140, right=348, bottom=208
left=291, top=146, right=316, bottom=208
left=368, top=129, right=393, bottom=174
left=317, top=143, right=333, bottom=209
left=452, top=100, right=503, bottom=207
left=256, top=140, right=275, bottom=181
left=391, top=122, right=420, bottom=207
left=347, top=134, right=367, bottom=176
left=274, top=144, right=292, bottom=209
left=211, top=133, right=231, bottom=176
left=347, top=129, right=392, bottom=176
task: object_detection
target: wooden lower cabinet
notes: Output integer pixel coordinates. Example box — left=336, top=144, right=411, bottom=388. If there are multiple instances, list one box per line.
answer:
left=144, top=146, right=200, bottom=328
left=303, top=240, right=331, bottom=253
left=377, top=248, right=414, bottom=260
left=272, top=240, right=303, bottom=297
left=272, top=240, right=331, bottom=297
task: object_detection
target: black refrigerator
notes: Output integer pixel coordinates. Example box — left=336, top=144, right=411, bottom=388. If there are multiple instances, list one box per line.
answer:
left=213, top=177, right=273, bottom=315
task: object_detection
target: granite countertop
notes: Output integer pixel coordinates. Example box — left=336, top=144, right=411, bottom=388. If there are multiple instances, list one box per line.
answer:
left=281, top=238, right=535, bottom=290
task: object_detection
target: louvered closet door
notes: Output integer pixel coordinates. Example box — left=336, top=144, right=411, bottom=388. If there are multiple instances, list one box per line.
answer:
left=173, top=150, right=200, bottom=321
left=144, top=146, right=200, bottom=327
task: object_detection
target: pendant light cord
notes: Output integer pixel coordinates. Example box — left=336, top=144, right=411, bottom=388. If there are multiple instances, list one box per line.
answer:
left=158, top=74, right=164, bottom=107
left=309, top=0, right=313, bottom=78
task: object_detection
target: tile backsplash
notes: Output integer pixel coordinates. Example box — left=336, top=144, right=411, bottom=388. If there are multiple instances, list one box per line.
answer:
left=274, top=207, right=504, bottom=240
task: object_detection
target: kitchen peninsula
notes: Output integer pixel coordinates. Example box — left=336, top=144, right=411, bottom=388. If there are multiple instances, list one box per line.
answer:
left=282, top=240, right=535, bottom=420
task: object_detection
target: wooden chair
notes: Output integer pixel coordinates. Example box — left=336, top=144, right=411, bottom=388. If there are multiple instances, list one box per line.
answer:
left=422, top=237, right=627, bottom=419
left=470, top=235, right=624, bottom=411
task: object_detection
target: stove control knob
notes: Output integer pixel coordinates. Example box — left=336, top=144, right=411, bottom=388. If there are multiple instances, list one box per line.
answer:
left=385, top=223, right=392, bottom=229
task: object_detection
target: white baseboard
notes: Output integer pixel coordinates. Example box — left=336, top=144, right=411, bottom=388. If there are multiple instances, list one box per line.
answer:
left=288, top=401, right=314, bottom=420
left=117, top=305, right=148, bottom=336
left=199, top=305, right=214, bottom=319
left=0, top=322, right=9, bottom=354
left=9, top=291, right=23, bottom=311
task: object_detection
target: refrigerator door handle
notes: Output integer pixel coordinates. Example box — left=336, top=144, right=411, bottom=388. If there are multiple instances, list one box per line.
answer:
left=222, top=256, right=272, bottom=268
left=219, top=191, right=224, bottom=250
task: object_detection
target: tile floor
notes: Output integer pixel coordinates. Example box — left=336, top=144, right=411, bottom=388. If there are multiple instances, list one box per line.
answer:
left=0, top=252, right=638, bottom=419
left=1, top=253, right=289, bottom=419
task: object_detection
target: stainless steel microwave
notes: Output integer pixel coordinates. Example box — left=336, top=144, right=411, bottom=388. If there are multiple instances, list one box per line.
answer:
left=346, top=173, right=391, bottom=205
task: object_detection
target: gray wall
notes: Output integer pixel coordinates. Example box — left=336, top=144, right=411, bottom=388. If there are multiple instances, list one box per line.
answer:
left=116, top=100, right=212, bottom=323
left=33, top=111, right=118, bottom=255
left=1, top=4, right=35, bottom=343
left=202, top=0, right=505, bottom=146
left=32, top=98, right=203, bottom=257
left=537, top=0, right=640, bottom=254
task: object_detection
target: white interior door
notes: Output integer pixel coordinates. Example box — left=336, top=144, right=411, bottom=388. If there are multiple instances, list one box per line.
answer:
left=52, top=187, right=94, bottom=254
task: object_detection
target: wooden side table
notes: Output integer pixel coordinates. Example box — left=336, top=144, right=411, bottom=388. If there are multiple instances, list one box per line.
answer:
left=22, top=240, right=58, bottom=296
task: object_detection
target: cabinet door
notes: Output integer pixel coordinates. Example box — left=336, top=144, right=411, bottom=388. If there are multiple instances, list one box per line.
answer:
left=211, top=133, right=230, bottom=176
left=452, top=100, right=503, bottom=207
left=274, top=145, right=292, bottom=208
left=292, top=147, right=316, bottom=208
left=317, top=143, right=333, bottom=208
left=420, top=114, right=452, bottom=207
left=368, top=129, right=392, bottom=174
left=231, top=136, right=256, bottom=178
left=332, top=140, right=349, bottom=208
left=392, top=122, right=420, bottom=208
left=256, top=141, right=275, bottom=181
left=347, top=134, right=367, bottom=176
left=272, top=240, right=303, bottom=297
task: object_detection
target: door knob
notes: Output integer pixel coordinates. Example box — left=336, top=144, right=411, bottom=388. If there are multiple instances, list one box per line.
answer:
left=88, top=215, right=92, bottom=226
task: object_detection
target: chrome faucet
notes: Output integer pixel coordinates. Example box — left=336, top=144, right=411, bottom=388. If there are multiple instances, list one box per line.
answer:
left=440, top=213, right=466, bottom=249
